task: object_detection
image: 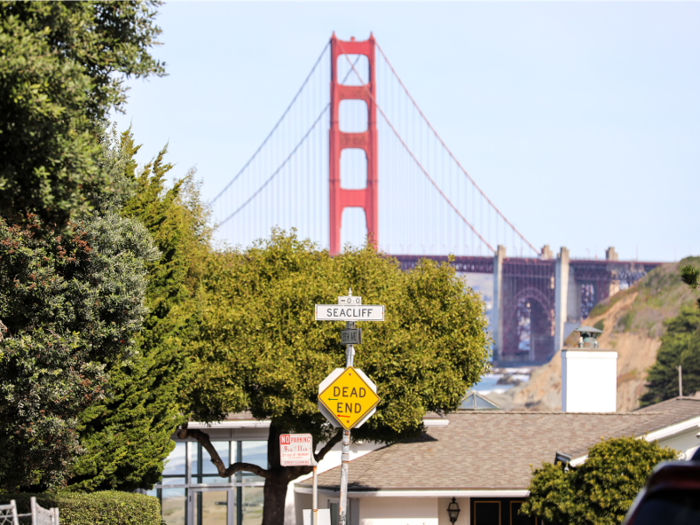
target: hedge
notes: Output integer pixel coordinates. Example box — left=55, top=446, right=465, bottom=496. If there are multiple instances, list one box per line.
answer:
left=0, top=491, right=162, bottom=525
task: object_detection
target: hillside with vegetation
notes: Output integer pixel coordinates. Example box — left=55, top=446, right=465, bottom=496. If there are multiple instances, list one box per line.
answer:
left=490, top=257, right=700, bottom=412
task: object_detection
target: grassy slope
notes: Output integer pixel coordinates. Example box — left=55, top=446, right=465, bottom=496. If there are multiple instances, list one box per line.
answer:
left=489, top=257, right=700, bottom=412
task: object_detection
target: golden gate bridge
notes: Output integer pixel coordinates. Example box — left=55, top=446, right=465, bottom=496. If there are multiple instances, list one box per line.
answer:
left=210, top=34, right=660, bottom=364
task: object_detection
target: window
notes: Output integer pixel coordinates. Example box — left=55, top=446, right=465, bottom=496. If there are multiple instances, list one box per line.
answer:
left=152, top=439, right=267, bottom=525
left=474, top=501, right=500, bottom=525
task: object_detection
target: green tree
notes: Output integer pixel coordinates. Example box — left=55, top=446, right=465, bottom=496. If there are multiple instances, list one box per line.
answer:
left=639, top=307, right=700, bottom=406
left=521, top=437, right=677, bottom=524
left=179, top=232, right=491, bottom=524
left=0, top=207, right=158, bottom=491
left=0, top=1, right=164, bottom=230
left=680, top=264, right=700, bottom=309
left=68, top=129, right=212, bottom=491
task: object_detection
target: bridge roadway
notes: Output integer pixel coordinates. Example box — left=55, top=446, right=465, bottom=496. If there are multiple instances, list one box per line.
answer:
left=393, top=247, right=663, bottom=364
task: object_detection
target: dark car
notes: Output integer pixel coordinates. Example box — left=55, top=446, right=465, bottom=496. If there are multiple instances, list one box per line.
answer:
left=623, top=448, right=700, bottom=525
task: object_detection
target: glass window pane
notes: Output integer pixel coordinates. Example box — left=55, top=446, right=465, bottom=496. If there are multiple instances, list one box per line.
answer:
left=192, top=443, right=199, bottom=479
left=161, top=488, right=186, bottom=525
left=194, top=490, right=229, bottom=525
left=241, top=442, right=267, bottom=482
left=163, top=442, right=187, bottom=476
left=201, top=475, right=230, bottom=486
left=474, top=501, right=500, bottom=525
left=242, top=487, right=264, bottom=525
left=203, top=442, right=229, bottom=475
left=162, top=477, right=187, bottom=486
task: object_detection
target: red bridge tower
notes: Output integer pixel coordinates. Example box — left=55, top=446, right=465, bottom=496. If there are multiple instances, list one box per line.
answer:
left=329, top=34, right=378, bottom=255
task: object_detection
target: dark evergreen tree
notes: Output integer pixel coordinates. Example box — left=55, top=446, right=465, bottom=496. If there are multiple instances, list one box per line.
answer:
left=638, top=263, right=700, bottom=407
left=0, top=1, right=164, bottom=231
left=69, top=130, right=212, bottom=491
left=639, top=308, right=700, bottom=406
left=680, top=264, right=700, bottom=309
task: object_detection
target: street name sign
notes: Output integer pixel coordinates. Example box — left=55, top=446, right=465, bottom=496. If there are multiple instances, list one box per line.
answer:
left=338, top=295, right=362, bottom=305
left=279, top=434, right=314, bottom=467
left=340, top=328, right=362, bottom=345
left=318, top=367, right=380, bottom=431
left=315, top=305, right=384, bottom=322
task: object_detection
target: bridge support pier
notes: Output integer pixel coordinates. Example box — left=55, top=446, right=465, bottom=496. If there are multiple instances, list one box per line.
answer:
left=492, top=245, right=506, bottom=361
left=554, top=247, right=570, bottom=352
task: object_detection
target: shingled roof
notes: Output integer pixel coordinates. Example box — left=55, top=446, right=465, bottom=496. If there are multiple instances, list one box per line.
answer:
left=301, top=398, right=700, bottom=492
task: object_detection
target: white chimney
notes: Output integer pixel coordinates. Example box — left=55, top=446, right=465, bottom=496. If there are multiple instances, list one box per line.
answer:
left=561, top=326, right=617, bottom=412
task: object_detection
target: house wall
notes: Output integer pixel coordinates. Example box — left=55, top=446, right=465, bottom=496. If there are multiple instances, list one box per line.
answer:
left=658, top=426, right=700, bottom=460
left=359, top=497, right=438, bottom=525
left=437, top=497, right=470, bottom=525
left=287, top=440, right=383, bottom=525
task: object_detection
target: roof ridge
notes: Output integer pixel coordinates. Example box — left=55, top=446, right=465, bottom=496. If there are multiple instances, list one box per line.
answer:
left=450, top=411, right=660, bottom=416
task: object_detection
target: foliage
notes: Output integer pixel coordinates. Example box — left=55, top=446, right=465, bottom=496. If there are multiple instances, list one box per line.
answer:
left=639, top=307, right=700, bottom=406
left=191, top=232, right=490, bottom=441
left=69, top=130, right=212, bottom=491
left=0, top=1, right=164, bottom=230
left=185, top=231, right=491, bottom=523
left=521, top=437, right=677, bottom=524
left=0, top=491, right=161, bottom=525
left=680, top=264, right=700, bottom=308
left=585, top=257, right=700, bottom=340
left=0, top=205, right=158, bottom=491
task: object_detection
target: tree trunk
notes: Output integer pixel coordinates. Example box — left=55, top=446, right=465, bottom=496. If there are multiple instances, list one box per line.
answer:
left=261, top=474, right=292, bottom=525
left=262, top=423, right=289, bottom=525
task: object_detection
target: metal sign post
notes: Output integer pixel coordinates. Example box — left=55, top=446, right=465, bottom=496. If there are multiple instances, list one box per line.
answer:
left=315, top=289, right=384, bottom=525
left=338, top=317, right=354, bottom=525
left=312, top=463, right=318, bottom=525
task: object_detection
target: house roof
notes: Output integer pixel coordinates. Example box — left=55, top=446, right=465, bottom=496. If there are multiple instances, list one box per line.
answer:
left=301, top=398, right=700, bottom=493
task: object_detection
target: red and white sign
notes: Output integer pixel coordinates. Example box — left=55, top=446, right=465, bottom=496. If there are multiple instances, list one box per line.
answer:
left=279, top=434, right=314, bottom=467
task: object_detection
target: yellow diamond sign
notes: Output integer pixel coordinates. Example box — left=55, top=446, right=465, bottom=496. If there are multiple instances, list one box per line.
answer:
left=318, top=367, right=380, bottom=430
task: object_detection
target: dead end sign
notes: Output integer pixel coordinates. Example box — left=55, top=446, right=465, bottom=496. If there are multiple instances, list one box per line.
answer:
left=318, top=367, right=380, bottom=430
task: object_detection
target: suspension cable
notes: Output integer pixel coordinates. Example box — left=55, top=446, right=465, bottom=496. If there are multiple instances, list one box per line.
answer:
left=375, top=42, right=538, bottom=256
left=218, top=104, right=330, bottom=227
left=210, top=42, right=330, bottom=205
left=337, top=41, right=495, bottom=253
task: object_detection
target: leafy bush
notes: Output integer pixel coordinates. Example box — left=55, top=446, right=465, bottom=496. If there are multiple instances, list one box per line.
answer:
left=521, top=436, right=677, bottom=524
left=0, top=211, right=158, bottom=491
left=0, top=491, right=161, bottom=525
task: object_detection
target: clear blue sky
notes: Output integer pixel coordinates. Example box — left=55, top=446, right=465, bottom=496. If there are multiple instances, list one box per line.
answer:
left=113, top=1, right=700, bottom=262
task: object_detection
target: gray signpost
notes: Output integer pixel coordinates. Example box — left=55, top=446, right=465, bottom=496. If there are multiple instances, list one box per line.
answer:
left=315, top=290, right=383, bottom=525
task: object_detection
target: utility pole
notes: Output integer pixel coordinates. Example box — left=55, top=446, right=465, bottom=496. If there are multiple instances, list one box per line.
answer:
left=678, top=365, right=683, bottom=397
